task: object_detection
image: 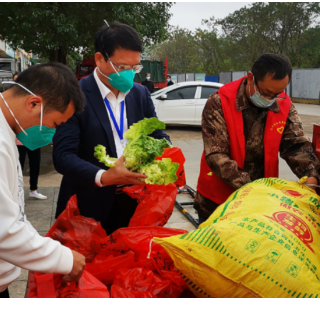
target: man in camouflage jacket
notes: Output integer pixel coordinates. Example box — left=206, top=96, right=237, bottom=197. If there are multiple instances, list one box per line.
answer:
left=195, top=54, right=320, bottom=223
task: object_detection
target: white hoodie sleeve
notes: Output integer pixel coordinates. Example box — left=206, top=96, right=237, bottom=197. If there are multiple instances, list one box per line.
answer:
left=0, top=147, right=73, bottom=275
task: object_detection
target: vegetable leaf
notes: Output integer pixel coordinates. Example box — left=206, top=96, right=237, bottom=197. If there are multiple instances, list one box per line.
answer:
left=123, top=117, right=166, bottom=141
left=94, top=117, right=179, bottom=185
left=94, top=145, right=117, bottom=168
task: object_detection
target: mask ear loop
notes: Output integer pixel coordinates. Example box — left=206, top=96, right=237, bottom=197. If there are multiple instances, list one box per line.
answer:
left=0, top=92, right=28, bottom=135
left=109, top=60, right=120, bottom=77
left=3, top=81, right=36, bottom=97
left=2, top=81, right=44, bottom=134
left=100, top=32, right=120, bottom=78
left=97, top=66, right=112, bottom=80
left=40, top=104, right=43, bottom=131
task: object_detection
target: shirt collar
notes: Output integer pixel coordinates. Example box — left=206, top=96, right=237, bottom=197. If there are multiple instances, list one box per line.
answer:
left=93, top=68, right=127, bottom=102
left=236, top=78, right=280, bottom=113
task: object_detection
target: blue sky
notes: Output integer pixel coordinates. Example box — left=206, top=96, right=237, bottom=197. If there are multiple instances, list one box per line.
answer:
left=169, top=2, right=253, bottom=31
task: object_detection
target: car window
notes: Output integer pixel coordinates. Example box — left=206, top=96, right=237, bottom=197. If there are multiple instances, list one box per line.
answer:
left=166, top=86, right=197, bottom=100
left=201, top=86, right=219, bottom=99
left=0, top=62, right=11, bottom=71
left=79, top=65, right=95, bottom=77
left=151, top=86, right=169, bottom=96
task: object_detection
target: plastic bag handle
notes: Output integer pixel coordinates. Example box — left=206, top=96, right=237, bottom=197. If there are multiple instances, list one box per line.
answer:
left=35, top=274, right=57, bottom=298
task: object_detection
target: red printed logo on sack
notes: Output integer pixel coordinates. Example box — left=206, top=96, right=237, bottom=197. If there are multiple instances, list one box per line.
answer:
left=281, top=190, right=306, bottom=199
left=266, top=211, right=314, bottom=253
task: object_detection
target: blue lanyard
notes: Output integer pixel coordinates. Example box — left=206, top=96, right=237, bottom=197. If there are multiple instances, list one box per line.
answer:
left=104, top=98, right=125, bottom=140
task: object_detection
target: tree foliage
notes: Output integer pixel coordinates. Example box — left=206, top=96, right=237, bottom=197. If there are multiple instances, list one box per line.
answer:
left=151, top=2, right=320, bottom=75
left=151, top=27, right=199, bottom=73
left=0, top=2, right=173, bottom=64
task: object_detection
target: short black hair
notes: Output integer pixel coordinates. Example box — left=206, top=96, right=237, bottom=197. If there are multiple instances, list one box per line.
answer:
left=252, top=54, right=292, bottom=82
left=95, top=21, right=143, bottom=60
left=167, top=74, right=171, bottom=79
left=13, top=71, right=20, bottom=77
left=11, top=62, right=85, bottom=114
left=146, top=73, right=151, bottom=76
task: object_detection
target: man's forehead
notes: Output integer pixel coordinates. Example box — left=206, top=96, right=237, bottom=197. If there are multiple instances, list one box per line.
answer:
left=259, top=75, right=289, bottom=94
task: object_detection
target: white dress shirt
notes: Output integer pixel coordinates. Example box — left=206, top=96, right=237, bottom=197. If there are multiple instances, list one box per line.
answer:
left=93, top=68, right=129, bottom=187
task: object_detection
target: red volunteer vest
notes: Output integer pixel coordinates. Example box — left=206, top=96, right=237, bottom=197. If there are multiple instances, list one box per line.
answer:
left=197, top=76, right=291, bottom=204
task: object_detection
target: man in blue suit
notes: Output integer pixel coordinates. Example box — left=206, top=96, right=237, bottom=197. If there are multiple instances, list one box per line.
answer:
left=53, top=22, right=170, bottom=234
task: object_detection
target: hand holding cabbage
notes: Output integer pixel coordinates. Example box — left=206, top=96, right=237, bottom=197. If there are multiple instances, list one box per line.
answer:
left=94, top=118, right=179, bottom=185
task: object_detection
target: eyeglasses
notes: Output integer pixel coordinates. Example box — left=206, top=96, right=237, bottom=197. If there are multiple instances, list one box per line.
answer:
left=100, top=37, right=143, bottom=73
left=254, top=80, right=287, bottom=101
left=108, top=58, right=143, bottom=73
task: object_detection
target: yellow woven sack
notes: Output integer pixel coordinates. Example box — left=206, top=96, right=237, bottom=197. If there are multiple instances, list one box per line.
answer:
left=154, top=178, right=320, bottom=298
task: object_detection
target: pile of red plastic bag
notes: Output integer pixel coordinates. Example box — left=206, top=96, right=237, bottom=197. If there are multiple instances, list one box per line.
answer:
left=26, top=147, right=194, bottom=298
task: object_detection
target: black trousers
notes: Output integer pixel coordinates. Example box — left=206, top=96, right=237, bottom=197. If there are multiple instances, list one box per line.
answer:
left=0, top=288, right=9, bottom=298
left=17, top=146, right=41, bottom=191
left=102, top=191, right=138, bottom=235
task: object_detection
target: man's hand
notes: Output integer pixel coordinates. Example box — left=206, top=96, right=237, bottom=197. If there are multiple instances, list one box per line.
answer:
left=305, top=177, right=319, bottom=191
left=63, top=250, right=86, bottom=282
left=101, top=156, right=146, bottom=187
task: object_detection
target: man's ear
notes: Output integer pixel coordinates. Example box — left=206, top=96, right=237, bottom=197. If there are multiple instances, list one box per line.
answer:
left=94, top=52, right=105, bottom=69
left=247, top=72, right=254, bottom=85
left=25, top=96, right=43, bottom=113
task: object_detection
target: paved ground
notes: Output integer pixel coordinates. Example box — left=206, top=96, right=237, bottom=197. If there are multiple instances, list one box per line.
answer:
left=9, top=103, right=320, bottom=297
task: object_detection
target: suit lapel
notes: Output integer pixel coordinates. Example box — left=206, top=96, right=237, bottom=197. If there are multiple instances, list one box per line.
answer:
left=125, top=91, right=137, bottom=129
left=85, top=74, right=117, bottom=157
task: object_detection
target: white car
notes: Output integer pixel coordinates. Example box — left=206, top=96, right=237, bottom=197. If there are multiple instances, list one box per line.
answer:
left=151, top=81, right=224, bottom=126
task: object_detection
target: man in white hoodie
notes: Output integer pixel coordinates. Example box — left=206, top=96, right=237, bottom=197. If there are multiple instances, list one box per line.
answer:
left=0, top=63, right=86, bottom=298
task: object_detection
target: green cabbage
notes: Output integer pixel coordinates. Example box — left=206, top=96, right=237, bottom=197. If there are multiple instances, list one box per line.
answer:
left=94, top=117, right=179, bottom=185
left=94, top=145, right=117, bottom=167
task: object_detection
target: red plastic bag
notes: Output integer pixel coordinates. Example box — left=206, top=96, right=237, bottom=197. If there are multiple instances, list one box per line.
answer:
left=111, top=285, right=157, bottom=298
left=124, top=184, right=178, bottom=227
left=122, top=147, right=185, bottom=228
left=99, top=226, right=187, bottom=270
left=26, top=195, right=188, bottom=298
left=111, top=268, right=185, bottom=298
left=85, top=250, right=143, bottom=285
left=156, top=147, right=186, bottom=187
left=27, top=270, right=110, bottom=298
left=87, top=227, right=188, bottom=285
left=46, top=195, right=107, bottom=262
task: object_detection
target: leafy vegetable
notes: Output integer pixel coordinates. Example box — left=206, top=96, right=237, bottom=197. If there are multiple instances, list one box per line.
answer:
left=94, top=118, right=179, bottom=185
left=94, top=145, right=117, bottom=168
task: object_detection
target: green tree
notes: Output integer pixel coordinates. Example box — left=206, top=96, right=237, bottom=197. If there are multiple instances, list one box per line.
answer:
left=0, top=2, right=172, bottom=64
left=214, top=2, right=320, bottom=69
left=151, top=27, right=200, bottom=74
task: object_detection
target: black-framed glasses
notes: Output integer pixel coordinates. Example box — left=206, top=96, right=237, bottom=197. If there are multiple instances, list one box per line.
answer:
left=254, top=78, right=287, bottom=101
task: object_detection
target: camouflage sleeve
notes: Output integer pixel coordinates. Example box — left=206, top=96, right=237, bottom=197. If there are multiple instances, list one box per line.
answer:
left=280, top=104, right=320, bottom=182
left=202, top=92, right=251, bottom=190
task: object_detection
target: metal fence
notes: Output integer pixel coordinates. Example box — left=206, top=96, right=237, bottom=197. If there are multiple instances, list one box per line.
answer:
left=288, top=69, right=320, bottom=104
left=174, top=73, right=208, bottom=83
left=218, top=71, right=248, bottom=84
left=177, top=74, right=186, bottom=83
left=185, top=73, right=195, bottom=82
left=218, top=71, right=232, bottom=84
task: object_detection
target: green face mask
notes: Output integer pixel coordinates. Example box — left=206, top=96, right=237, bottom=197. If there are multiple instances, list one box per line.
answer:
left=0, top=82, right=56, bottom=151
left=97, top=64, right=136, bottom=94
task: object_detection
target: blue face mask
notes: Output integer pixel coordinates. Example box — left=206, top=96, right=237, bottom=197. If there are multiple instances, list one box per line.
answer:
left=146, top=76, right=150, bottom=80
left=0, top=82, right=56, bottom=151
left=167, top=79, right=170, bottom=82
left=249, top=78, right=276, bottom=108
